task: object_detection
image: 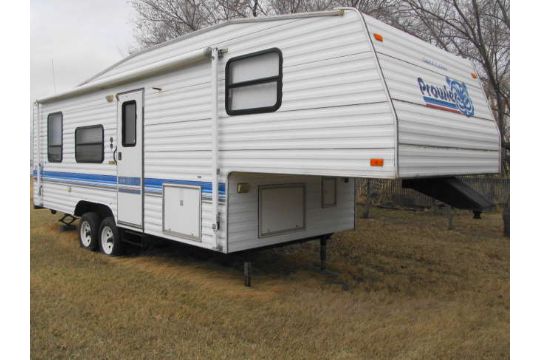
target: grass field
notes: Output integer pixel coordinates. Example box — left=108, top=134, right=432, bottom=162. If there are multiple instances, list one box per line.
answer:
left=31, top=201, right=509, bottom=359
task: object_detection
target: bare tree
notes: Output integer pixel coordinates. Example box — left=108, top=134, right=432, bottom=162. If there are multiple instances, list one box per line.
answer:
left=336, top=0, right=403, bottom=22
left=131, top=0, right=253, bottom=46
left=131, top=0, right=402, bottom=43
left=131, top=0, right=401, bottom=41
left=266, top=0, right=334, bottom=14
left=399, top=0, right=510, bottom=173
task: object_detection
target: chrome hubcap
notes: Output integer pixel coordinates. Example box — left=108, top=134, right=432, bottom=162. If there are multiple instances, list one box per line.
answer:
left=80, top=221, right=92, bottom=247
left=101, top=226, right=114, bottom=254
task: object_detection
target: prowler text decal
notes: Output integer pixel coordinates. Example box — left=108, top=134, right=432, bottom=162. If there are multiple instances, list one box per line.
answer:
left=417, top=77, right=475, bottom=117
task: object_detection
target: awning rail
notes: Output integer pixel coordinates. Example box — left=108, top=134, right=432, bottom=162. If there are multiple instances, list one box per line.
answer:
left=36, top=48, right=212, bottom=104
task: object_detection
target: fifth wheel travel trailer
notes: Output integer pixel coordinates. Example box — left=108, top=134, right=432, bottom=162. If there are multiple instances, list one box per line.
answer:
left=32, top=8, right=499, bottom=285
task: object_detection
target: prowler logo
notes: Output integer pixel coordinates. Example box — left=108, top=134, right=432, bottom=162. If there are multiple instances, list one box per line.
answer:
left=417, top=76, right=475, bottom=117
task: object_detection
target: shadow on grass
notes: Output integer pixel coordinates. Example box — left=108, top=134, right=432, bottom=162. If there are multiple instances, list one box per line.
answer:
left=131, top=234, right=324, bottom=281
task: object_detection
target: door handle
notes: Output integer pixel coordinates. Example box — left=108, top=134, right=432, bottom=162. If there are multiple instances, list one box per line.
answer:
left=112, top=146, right=118, bottom=164
left=118, top=152, right=122, bottom=161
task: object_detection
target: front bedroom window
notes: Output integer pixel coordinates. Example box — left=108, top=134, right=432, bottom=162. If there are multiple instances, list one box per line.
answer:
left=225, top=48, right=283, bottom=115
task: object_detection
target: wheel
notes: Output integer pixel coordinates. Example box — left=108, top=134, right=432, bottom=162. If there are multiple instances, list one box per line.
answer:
left=78, top=212, right=100, bottom=251
left=99, top=217, right=123, bottom=256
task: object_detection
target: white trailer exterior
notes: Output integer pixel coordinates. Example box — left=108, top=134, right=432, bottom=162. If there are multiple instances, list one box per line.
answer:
left=32, top=8, right=500, bottom=255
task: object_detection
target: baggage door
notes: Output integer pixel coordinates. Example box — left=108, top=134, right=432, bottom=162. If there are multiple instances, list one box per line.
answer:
left=116, top=90, right=144, bottom=229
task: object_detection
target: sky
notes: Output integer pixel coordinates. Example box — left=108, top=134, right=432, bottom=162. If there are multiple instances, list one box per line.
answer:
left=31, top=0, right=137, bottom=101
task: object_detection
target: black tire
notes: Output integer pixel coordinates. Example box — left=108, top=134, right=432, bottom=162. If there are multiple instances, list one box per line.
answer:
left=98, top=217, right=124, bottom=256
left=78, top=212, right=100, bottom=251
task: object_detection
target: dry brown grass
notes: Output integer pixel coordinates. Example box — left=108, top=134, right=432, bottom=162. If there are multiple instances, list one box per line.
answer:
left=31, top=201, right=509, bottom=359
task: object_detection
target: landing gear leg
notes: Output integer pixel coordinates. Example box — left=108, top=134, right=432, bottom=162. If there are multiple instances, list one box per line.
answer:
left=320, top=236, right=328, bottom=272
left=244, top=260, right=252, bottom=287
left=447, top=206, right=454, bottom=230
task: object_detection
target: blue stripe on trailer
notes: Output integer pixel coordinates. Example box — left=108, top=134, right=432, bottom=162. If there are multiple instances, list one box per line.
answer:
left=42, top=171, right=117, bottom=185
left=35, top=171, right=226, bottom=195
left=118, top=176, right=141, bottom=186
left=144, top=178, right=226, bottom=195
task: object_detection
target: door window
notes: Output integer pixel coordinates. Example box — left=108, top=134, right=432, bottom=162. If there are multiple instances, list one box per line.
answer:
left=122, top=101, right=137, bottom=147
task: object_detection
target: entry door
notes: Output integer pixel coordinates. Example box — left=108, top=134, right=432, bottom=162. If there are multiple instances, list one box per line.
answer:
left=116, top=90, right=144, bottom=229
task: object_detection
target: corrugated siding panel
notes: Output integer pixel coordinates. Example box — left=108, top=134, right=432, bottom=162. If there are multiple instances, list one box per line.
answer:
left=377, top=55, right=493, bottom=120
left=363, top=14, right=473, bottom=78
left=398, top=145, right=499, bottom=178
left=41, top=183, right=117, bottom=217
left=218, top=17, right=372, bottom=68
left=227, top=173, right=354, bottom=252
left=363, top=13, right=500, bottom=177
left=142, top=65, right=221, bottom=249
left=41, top=183, right=76, bottom=214
left=217, top=52, right=387, bottom=115
left=36, top=91, right=118, bottom=217
left=219, top=103, right=395, bottom=150
left=394, top=101, right=499, bottom=150
left=61, top=11, right=397, bottom=180
left=38, top=93, right=118, bottom=178
left=221, top=148, right=395, bottom=178
left=214, top=11, right=395, bottom=177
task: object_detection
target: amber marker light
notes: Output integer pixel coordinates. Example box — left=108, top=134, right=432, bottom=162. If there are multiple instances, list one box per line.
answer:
left=370, top=158, right=384, bottom=167
left=373, top=33, right=384, bottom=42
left=471, top=72, right=478, bottom=79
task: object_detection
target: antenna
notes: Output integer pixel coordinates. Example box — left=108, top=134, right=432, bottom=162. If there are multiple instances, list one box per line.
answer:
left=51, top=59, right=57, bottom=94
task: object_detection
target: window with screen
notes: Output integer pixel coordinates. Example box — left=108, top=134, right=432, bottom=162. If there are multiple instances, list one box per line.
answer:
left=225, top=48, right=282, bottom=115
left=122, top=100, right=136, bottom=147
left=75, top=125, right=104, bottom=163
left=47, top=112, right=63, bottom=162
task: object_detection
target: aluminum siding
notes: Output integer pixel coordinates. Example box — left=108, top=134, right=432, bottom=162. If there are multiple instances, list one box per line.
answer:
left=363, top=14, right=500, bottom=177
left=83, top=11, right=397, bottom=178
left=36, top=92, right=119, bottom=216
left=227, top=173, right=354, bottom=253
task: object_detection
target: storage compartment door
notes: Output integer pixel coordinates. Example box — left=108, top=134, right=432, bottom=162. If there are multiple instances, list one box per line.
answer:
left=163, top=185, right=201, bottom=241
left=259, top=184, right=305, bottom=237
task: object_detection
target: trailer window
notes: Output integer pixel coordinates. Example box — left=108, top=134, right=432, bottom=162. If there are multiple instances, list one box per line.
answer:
left=122, top=100, right=136, bottom=147
left=75, top=125, right=104, bottom=163
left=47, top=112, right=63, bottom=162
left=225, top=48, right=282, bottom=115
